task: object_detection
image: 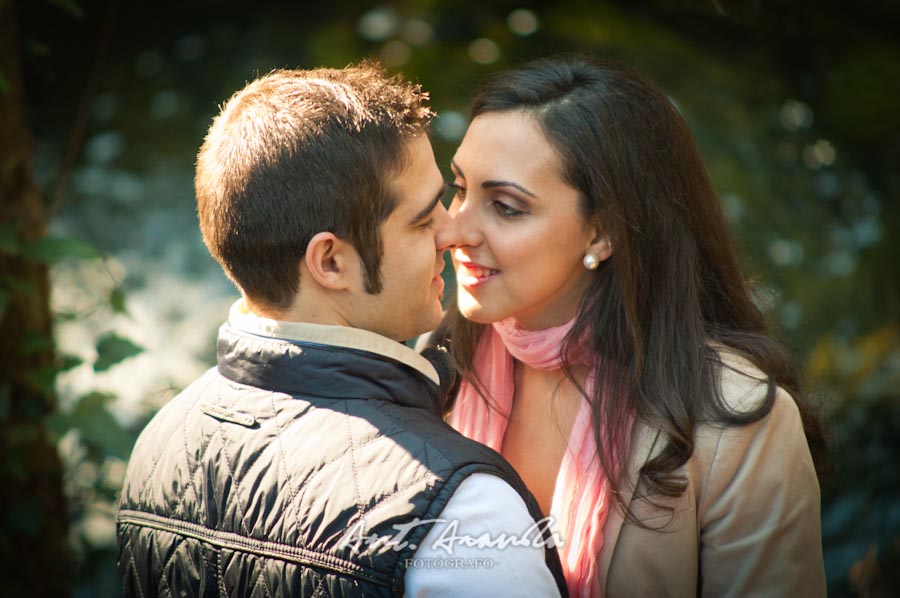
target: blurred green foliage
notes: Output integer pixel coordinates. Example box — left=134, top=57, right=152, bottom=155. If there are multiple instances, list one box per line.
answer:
left=12, top=0, right=899, bottom=596
left=92, top=334, right=142, bottom=373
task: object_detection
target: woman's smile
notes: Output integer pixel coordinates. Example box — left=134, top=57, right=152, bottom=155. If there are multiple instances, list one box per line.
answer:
left=455, top=254, right=501, bottom=288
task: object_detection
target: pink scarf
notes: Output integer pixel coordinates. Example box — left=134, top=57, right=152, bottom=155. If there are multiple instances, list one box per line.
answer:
left=448, top=317, right=611, bottom=598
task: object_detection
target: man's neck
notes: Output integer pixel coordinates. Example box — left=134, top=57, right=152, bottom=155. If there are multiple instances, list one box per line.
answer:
left=244, top=296, right=350, bottom=327
left=227, top=298, right=441, bottom=385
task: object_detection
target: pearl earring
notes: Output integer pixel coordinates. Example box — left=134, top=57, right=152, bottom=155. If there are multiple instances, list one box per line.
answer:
left=583, top=253, right=600, bottom=270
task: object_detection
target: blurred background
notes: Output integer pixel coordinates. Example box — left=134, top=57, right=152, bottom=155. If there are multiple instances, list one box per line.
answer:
left=1, top=0, right=898, bottom=595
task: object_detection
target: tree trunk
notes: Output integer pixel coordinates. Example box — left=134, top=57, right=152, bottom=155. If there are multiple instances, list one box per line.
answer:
left=0, top=1, right=72, bottom=595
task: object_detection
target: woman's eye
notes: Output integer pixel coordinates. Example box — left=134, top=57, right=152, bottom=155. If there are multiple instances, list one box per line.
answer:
left=448, top=183, right=466, bottom=201
left=493, top=200, right=524, bottom=218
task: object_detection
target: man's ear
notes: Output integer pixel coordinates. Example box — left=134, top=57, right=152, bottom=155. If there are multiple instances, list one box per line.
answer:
left=303, top=232, right=357, bottom=291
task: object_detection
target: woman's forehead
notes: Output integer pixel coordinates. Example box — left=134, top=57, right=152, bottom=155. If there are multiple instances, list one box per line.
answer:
left=453, top=111, right=562, bottom=178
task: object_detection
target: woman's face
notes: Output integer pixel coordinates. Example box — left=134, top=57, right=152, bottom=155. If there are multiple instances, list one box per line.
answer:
left=449, top=110, right=610, bottom=330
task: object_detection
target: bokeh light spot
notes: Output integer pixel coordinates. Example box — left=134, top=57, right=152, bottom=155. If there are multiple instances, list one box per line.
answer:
left=85, top=131, right=126, bottom=165
left=803, top=139, right=837, bottom=169
left=434, top=110, right=468, bottom=141
left=358, top=7, right=398, bottom=42
left=174, top=35, right=206, bottom=62
left=150, top=90, right=180, bottom=120
left=468, top=38, right=500, bottom=65
left=769, top=239, right=805, bottom=267
left=92, top=93, right=118, bottom=123
left=134, top=50, right=164, bottom=78
left=507, top=9, right=540, bottom=36
left=402, top=19, right=433, bottom=46
left=779, top=99, right=813, bottom=130
left=380, top=40, right=411, bottom=67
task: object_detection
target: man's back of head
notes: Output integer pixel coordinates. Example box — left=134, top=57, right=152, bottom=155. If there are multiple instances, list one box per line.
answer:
left=194, top=63, right=439, bottom=332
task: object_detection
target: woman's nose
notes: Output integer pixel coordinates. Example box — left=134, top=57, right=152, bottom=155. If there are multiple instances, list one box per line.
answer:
left=448, top=199, right=482, bottom=248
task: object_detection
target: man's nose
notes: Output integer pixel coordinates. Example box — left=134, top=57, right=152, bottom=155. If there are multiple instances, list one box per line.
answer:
left=434, top=203, right=461, bottom=251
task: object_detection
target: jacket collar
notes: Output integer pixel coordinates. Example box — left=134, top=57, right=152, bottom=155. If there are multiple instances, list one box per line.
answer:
left=596, top=422, right=661, bottom=594
left=217, top=300, right=442, bottom=410
left=227, top=299, right=439, bottom=385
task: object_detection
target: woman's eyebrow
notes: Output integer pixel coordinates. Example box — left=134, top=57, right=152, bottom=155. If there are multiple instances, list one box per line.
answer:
left=482, top=180, right=536, bottom=198
left=451, top=160, right=536, bottom=198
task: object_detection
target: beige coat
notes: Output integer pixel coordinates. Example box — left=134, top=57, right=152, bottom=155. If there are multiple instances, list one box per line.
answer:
left=595, top=352, right=826, bottom=597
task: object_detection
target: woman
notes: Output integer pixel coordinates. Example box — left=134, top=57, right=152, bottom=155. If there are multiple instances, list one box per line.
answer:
left=430, top=56, right=827, bottom=597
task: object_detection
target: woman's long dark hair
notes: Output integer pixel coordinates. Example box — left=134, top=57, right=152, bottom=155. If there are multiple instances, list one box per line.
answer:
left=434, top=55, right=826, bottom=509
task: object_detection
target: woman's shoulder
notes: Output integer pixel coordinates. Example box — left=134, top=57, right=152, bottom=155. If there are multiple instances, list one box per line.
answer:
left=681, top=346, right=807, bottom=472
left=691, top=347, right=808, bottom=470
left=709, top=345, right=795, bottom=417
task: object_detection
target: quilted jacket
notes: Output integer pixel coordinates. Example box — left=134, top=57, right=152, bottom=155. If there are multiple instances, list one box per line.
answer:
left=117, top=323, right=566, bottom=596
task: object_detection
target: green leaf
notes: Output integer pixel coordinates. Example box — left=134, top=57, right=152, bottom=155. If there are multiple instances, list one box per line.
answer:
left=53, top=310, right=81, bottom=323
left=109, top=286, right=128, bottom=314
left=94, top=333, right=143, bottom=372
left=24, top=365, right=58, bottom=398
left=58, top=353, right=83, bottom=373
left=23, top=236, right=102, bottom=263
left=64, top=392, right=135, bottom=458
left=44, top=412, right=66, bottom=439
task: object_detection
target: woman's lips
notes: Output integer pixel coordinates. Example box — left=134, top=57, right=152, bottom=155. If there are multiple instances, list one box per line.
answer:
left=457, top=263, right=500, bottom=288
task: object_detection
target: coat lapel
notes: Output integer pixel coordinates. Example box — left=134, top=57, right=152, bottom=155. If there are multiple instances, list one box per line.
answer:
left=596, top=423, right=662, bottom=594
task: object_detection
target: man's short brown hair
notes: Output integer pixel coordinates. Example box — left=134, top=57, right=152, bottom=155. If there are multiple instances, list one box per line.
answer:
left=195, top=62, right=434, bottom=310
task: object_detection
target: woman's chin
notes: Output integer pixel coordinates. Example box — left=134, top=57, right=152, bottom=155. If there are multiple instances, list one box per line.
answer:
left=457, top=294, right=503, bottom=325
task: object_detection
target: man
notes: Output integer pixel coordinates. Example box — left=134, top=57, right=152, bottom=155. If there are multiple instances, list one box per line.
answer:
left=116, top=63, right=567, bottom=597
